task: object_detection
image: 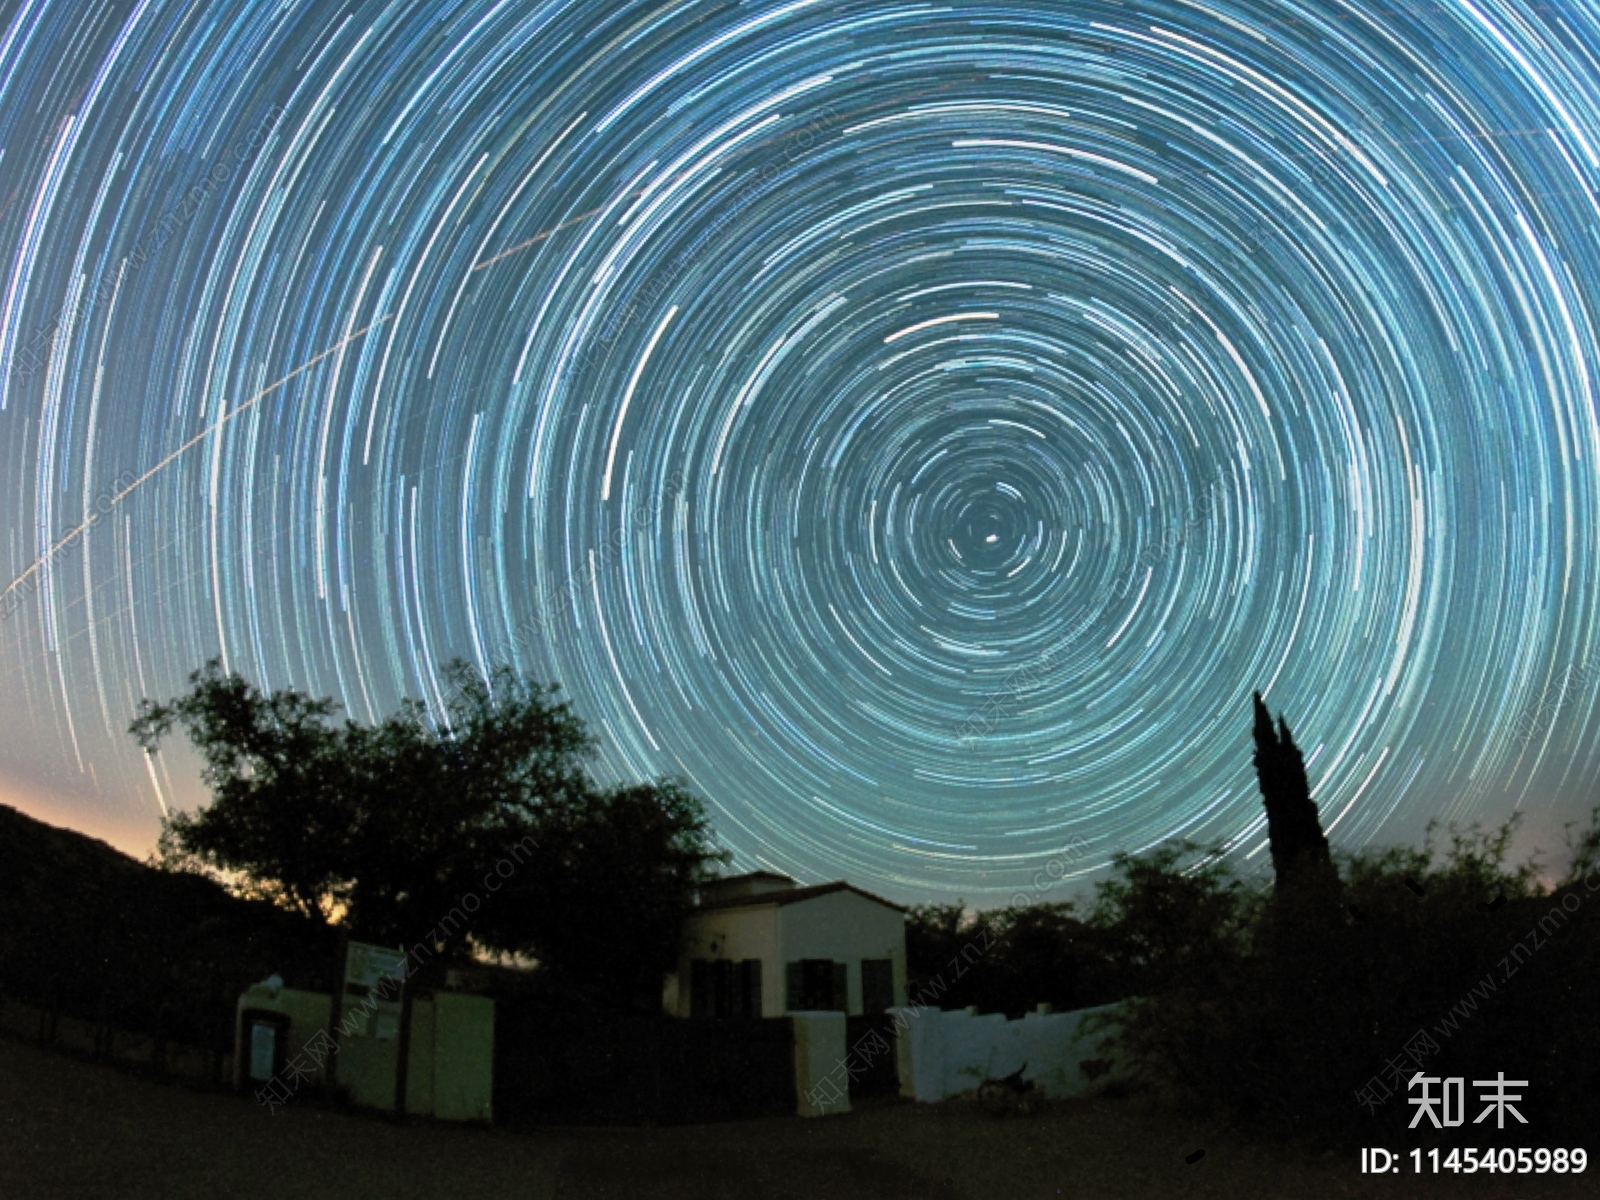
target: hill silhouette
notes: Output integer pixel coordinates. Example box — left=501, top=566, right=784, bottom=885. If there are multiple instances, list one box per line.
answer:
left=0, top=803, right=335, bottom=1056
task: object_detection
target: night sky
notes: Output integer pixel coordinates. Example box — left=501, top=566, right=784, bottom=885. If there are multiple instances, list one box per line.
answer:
left=2, top=0, right=1598, bottom=906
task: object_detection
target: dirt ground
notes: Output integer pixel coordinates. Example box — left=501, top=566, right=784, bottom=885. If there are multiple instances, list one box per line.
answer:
left=0, top=1035, right=1591, bottom=1200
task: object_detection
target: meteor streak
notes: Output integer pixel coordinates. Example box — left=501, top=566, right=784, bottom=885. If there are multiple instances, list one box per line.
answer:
left=0, top=314, right=393, bottom=610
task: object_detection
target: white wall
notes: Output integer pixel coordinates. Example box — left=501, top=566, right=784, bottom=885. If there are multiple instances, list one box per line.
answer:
left=777, top=890, right=906, bottom=1015
left=234, top=984, right=493, bottom=1121
left=666, top=889, right=908, bottom=1018
left=890, top=1003, right=1124, bottom=1101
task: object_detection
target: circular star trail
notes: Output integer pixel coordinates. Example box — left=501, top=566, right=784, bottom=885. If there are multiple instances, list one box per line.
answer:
left=3, top=0, right=1599, bottom=902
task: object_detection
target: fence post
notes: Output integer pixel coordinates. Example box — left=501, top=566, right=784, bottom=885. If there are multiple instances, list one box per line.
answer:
left=393, top=959, right=417, bottom=1119
left=326, top=928, right=348, bottom=1088
left=651, top=1022, right=664, bottom=1121
left=792, top=1010, right=849, bottom=1116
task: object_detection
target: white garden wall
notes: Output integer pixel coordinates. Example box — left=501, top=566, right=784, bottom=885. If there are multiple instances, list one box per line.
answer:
left=890, top=1002, right=1123, bottom=1102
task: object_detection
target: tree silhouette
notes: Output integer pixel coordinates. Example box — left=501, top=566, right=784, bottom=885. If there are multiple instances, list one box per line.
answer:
left=132, top=658, right=725, bottom=1007
left=1251, top=691, right=1338, bottom=894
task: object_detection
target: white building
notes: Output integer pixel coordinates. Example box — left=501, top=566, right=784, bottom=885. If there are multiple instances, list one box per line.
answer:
left=663, top=871, right=908, bottom=1019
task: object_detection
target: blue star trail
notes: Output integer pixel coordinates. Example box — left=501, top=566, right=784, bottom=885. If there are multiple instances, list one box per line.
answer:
left=2, top=0, right=1599, bottom=903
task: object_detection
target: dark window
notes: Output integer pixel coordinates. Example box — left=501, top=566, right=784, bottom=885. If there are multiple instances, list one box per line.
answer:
left=691, top=958, right=764, bottom=1018
left=712, top=958, right=735, bottom=1017
left=861, top=959, right=894, bottom=1014
left=786, top=959, right=845, bottom=1011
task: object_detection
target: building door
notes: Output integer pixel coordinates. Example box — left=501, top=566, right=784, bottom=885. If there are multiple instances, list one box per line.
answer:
left=861, top=959, right=894, bottom=1014
left=239, top=1009, right=290, bottom=1083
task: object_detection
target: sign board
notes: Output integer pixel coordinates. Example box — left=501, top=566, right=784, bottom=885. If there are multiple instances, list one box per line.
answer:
left=345, top=940, right=408, bottom=993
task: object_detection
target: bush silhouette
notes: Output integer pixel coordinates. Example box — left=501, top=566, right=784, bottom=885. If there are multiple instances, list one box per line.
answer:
left=1101, top=815, right=1600, bottom=1140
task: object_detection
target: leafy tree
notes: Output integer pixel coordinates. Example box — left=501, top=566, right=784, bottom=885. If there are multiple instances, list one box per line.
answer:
left=1090, top=841, right=1253, bottom=995
left=904, top=902, right=971, bottom=1000
left=133, top=659, right=724, bottom=1006
left=481, top=779, right=727, bottom=1012
left=981, top=901, right=1120, bottom=1015
left=132, top=659, right=593, bottom=939
left=903, top=901, right=1122, bottom=1016
left=1561, top=804, right=1600, bottom=887
left=133, top=662, right=359, bottom=920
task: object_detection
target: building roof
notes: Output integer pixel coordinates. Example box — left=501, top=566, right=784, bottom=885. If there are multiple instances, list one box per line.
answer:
left=693, top=879, right=907, bottom=914
left=696, top=871, right=799, bottom=902
left=702, top=870, right=797, bottom=887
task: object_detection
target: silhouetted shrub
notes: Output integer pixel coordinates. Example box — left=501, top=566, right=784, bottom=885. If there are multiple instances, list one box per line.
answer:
left=905, top=900, right=1122, bottom=1017
left=1100, top=814, right=1600, bottom=1143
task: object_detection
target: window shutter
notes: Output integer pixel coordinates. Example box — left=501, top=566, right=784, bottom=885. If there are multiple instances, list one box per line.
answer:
left=832, top=961, right=848, bottom=1012
left=690, top=959, right=710, bottom=1019
left=786, top=961, right=802, bottom=1011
